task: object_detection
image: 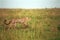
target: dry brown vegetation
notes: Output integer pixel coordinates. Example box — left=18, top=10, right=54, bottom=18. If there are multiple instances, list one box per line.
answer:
left=0, top=8, right=60, bottom=40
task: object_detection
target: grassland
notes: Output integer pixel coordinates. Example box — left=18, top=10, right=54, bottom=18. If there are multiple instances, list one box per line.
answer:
left=0, top=8, right=60, bottom=40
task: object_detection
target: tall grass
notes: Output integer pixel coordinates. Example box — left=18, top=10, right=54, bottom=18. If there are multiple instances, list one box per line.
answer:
left=0, top=8, right=60, bottom=40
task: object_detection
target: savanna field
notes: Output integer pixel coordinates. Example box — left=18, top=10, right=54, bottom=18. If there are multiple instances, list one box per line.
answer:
left=0, top=8, right=60, bottom=40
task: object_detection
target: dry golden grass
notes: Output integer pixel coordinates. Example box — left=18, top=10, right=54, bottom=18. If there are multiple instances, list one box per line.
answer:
left=0, top=8, right=60, bottom=40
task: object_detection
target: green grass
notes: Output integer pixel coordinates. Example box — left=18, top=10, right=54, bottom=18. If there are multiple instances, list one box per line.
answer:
left=0, top=8, right=60, bottom=40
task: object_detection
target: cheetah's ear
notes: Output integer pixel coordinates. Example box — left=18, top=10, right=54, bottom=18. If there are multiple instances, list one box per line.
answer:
left=29, top=17, right=31, bottom=21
